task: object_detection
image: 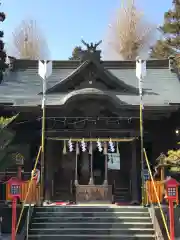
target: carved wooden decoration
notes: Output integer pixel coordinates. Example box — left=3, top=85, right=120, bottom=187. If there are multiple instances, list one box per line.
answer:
left=76, top=185, right=112, bottom=202
left=81, top=40, right=102, bottom=52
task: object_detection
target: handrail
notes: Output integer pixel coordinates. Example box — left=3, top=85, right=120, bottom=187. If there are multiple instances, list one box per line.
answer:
left=145, top=178, right=164, bottom=239
left=17, top=203, right=33, bottom=240
left=15, top=146, right=42, bottom=235
left=70, top=180, right=72, bottom=195
left=143, top=148, right=170, bottom=240
left=51, top=179, right=54, bottom=197
left=148, top=205, right=164, bottom=240
left=26, top=203, right=31, bottom=240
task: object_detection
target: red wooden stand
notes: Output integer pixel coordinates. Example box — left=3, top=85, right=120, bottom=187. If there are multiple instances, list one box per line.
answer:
left=165, top=177, right=180, bottom=240
left=11, top=197, right=17, bottom=240
left=168, top=200, right=175, bottom=240
left=5, top=178, right=22, bottom=240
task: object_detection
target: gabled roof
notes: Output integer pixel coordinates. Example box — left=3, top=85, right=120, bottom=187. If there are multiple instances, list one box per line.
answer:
left=0, top=58, right=179, bottom=107
left=45, top=59, right=139, bottom=94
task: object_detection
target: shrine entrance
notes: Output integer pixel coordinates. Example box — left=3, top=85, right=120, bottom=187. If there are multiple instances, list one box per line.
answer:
left=49, top=139, right=114, bottom=203
left=75, top=143, right=112, bottom=203
left=93, top=148, right=105, bottom=185
left=44, top=93, right=139, bottom=203
left=77, top=147, right=105, bottom=185
left=47, top=137, right=134, bottom=204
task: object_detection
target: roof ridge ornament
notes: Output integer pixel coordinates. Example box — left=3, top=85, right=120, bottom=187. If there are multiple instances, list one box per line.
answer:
left=81, top=39, right=102, bottom=53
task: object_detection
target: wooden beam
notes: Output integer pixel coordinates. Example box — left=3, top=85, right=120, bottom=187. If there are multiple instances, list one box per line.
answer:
left=45, top=129, right=143, bottom=139
left=46, top=137, right=136, bottom=142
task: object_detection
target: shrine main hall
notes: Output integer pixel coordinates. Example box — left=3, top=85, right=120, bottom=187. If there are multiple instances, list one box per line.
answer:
left=0, top=42, right=180, bottom=203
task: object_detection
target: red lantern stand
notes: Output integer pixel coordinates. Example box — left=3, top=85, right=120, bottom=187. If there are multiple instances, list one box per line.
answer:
left=164, top=178, right=180, bottom=240
left=6, top=177, right=22, bottom=240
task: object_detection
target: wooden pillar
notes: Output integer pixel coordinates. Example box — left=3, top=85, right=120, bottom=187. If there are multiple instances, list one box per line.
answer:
left=17, top=166, right=22, bottom=180
left=44, top=140, right=54, bottom=201
left=74, top=142, right=79, bottom=185
left=160, top=164, right=165, bottom=195
left=89, top=141, right=94, bottom=185
left=131, top=140, right=139, bottom=204
left=103, top=142, right=108, bottom=186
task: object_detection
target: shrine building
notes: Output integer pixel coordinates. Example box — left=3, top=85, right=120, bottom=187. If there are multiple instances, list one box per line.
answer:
left=0, top=42, right=180, bottom=203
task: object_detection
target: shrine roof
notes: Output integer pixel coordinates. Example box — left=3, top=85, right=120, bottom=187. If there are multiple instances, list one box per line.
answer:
left=0, top=58, right=179, bottom=107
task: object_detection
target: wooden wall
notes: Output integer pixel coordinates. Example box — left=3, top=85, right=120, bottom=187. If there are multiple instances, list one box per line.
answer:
left=145, top=180, right=164, bottom=204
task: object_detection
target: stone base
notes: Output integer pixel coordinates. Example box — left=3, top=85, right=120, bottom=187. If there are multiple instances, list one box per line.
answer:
left=103, top=180, right=108, bottom=186
left=74, top=179, right=79, bottom=186
left=88, top=178, right=94, bottom=185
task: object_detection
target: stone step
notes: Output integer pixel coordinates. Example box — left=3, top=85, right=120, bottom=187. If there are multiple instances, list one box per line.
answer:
left=29, top=228, right=155, bottom=235
left=114, top=198, right=128, bottom=202
left=114, top=192, right=129, bottom=196
left=34, top=211, right=150, bottom=218
left=114, top=188, right=129, bottom=192
left=114, top=192, right=130, bottom=200
left=28, top=233, right=155, bottom=239
left=35, top=206, right=149, bottom=213
left=32, top=216, right=152, bottom=223
left=28, top=206, right=155, bottom=239
left=114, top=194, right=129, bottom=197
left=31, top=222, right=154, bottom=229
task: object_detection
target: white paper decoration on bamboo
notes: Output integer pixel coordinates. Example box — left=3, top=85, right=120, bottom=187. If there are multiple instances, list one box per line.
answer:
left=68, top=139, right=73, bottom=152
left=64, top=139, right=118, bottom=153
left=81, top=138, right=86, bottom=152
left=97, top=138, right=103, bottom=152
left=109, top=138, right=115, bottom=152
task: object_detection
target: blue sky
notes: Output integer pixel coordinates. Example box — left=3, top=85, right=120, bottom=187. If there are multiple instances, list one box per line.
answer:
left=2, top=0, right=172, bottom=59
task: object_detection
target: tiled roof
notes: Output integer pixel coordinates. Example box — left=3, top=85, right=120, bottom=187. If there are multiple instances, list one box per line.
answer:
left=46, top=59, right=138, bottom=94
left=0, top=58, right=179, bottom=106
left=109, top=68, right=180, bottom=104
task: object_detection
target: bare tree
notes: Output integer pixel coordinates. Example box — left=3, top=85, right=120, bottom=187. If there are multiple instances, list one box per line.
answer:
left=107, top=0, right=156, bottom=60
left=11, top=19, right=49, bottom=60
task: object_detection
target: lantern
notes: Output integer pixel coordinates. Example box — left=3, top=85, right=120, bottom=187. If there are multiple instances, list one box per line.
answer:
left=6, top=177, right=22, bottom=200
left=165, top=177, right=179, bottom=204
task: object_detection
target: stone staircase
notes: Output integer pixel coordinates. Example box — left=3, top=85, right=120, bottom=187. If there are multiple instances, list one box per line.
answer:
left=54, top=187, right=73, bottom=202
left=27, top=205, right=155, bottom=239
left=113, top=187, right=131, bottom=203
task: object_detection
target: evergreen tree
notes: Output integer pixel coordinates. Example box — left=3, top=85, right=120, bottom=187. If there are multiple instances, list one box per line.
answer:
left=0, top=8, right=8, bottom=83
left=151, top=0, right=180, bottom=59
left=69, top=46, right=82, bottom=60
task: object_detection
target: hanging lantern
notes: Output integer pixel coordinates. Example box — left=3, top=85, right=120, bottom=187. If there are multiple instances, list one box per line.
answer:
left=63, top=140, right=67, bottom=155
left=81, top=138, right=86, bottom=152
left=68, top=138, right=73, bottom=152
left=109, top=138, right=115, bottom=152
left=97, top=138, right=103, bottom=152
